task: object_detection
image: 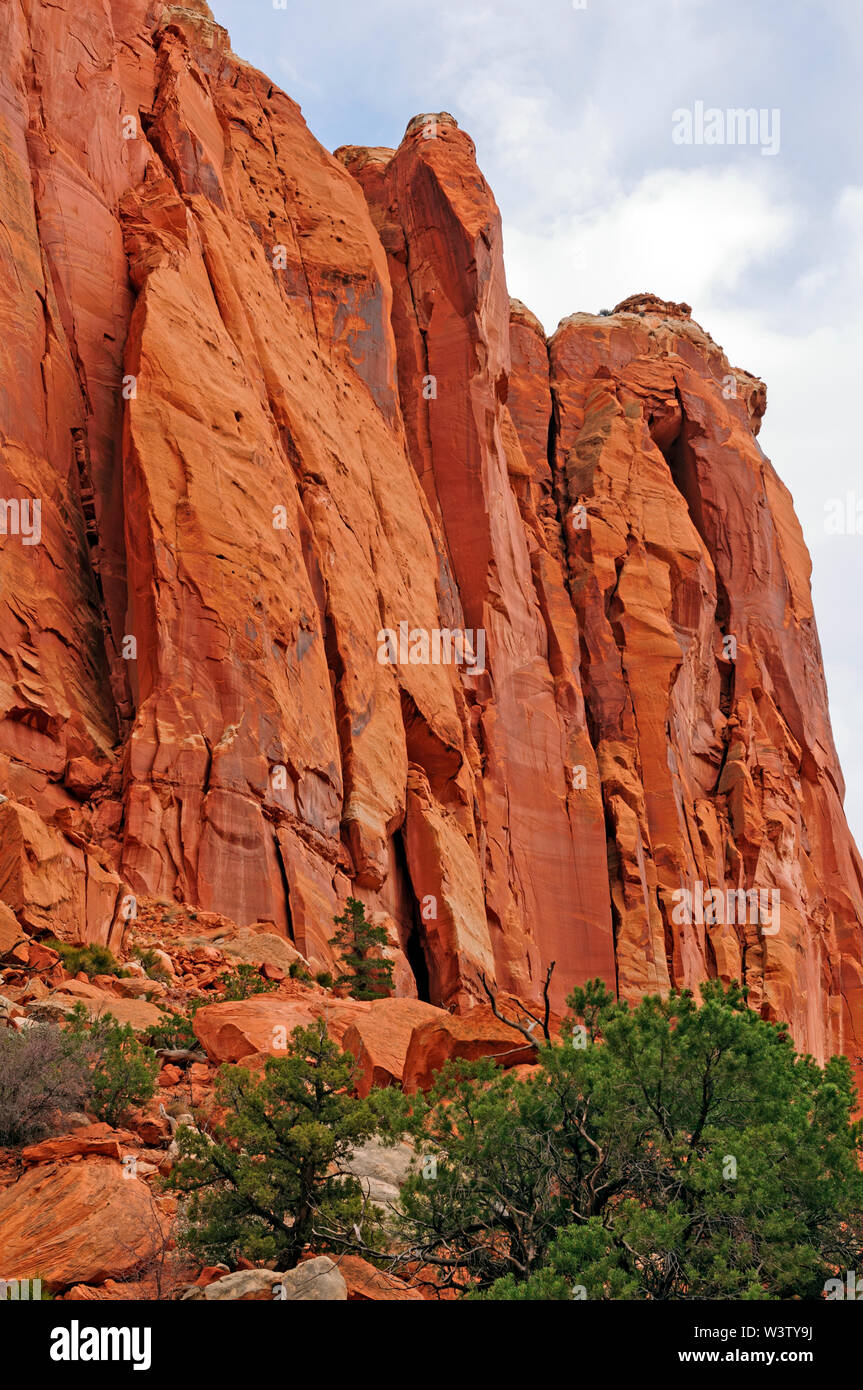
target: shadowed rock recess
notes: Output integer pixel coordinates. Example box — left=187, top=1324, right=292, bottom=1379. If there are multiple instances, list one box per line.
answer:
left=1, top=1, right=861, bottom=1083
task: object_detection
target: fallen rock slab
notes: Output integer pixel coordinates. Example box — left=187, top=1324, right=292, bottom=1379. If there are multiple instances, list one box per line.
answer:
left=193, top=995, right=371, bottom=1063
left=21, top=1124, right=141, bottom=1166
left=62, top=1278, right=158, bottom=1300
left=35, top=988, right=166, bottom=1032
left=342, top=997, right=446, bottom=1095
left=339, top=1255, right=424, bottom=1300
left=402, top=1005, right=537, bottom=1092
left=213, top=927, right=305, bottom=975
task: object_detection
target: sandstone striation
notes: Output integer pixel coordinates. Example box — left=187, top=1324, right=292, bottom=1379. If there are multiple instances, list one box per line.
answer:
left=0, top=1159, right=172, bottom=1289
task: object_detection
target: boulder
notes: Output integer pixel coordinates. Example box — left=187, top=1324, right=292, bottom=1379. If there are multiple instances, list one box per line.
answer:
left=194, top=1264, right=231, bottom=1287
left=342, top=997, right=446, bottom=1095
left=7, top=939, right=60, bottom=970
left=185, top=1256, right=347, bottom=1301
left=403, top=1006, right=537, bottom=1092
left=342, top=1139, right=415, bottom=1209
left=0, top=1159, right=170, bottom=1289
left=192, top=995, right=371, bottom=1063
left=339, top=1255, right=424, bottom=1301
left=124, top=1107, right=173, bottom=1147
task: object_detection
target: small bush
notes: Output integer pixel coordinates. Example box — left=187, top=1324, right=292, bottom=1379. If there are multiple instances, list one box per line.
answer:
left=219, top=963, right=278, bottom=1001
left=315, top=971, right=334, bottom=989
left=134, top=948, right=171, bottom=981
left=69, top=1006, right=158, bottom=1124
left=46, top=938, right=128, bottom=979
left=288, top=960, right=312, bottom=983
left=144, top=1011, right=199, bottom=1051
left=0, top=1024, right=91, bottom=1146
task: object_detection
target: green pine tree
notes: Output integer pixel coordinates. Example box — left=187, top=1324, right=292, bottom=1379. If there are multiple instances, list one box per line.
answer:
left=169, top=1021, right=384, bottom=1268
left=393, top=980, right=863, bottom=1298
left=330, top=897, right=394, bottom=1001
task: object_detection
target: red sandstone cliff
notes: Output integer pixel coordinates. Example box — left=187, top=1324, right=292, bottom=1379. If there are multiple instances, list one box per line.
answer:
left=1, top=1, right=861, bottom=1080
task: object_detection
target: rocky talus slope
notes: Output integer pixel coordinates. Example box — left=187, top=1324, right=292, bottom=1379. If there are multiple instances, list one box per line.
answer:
left=1, top=0, right=861, bottom=1109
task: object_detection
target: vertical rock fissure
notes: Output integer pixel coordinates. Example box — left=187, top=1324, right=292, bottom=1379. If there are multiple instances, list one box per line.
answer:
left=70, top=427, right=132, bottom=734
left=544, top=342, right=571, bottom=566
left=392, top=827, right=433, bottom=1004
left=272, top=829, right=296, bottom=946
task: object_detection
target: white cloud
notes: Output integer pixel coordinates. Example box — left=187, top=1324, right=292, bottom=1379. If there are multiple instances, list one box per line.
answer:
left=503, top=166, right=796, bottom=331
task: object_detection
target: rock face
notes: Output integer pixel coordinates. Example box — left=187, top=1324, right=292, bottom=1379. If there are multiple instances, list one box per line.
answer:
left=1, top=4, right=861, bottom=1085
left=340, top=119, right=615, bottom=1015
left=546, top=295, right=863, bottom=1072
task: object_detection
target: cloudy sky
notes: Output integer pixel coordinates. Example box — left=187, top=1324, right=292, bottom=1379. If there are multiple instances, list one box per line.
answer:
left=211, top=0, right=863, bottom=845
